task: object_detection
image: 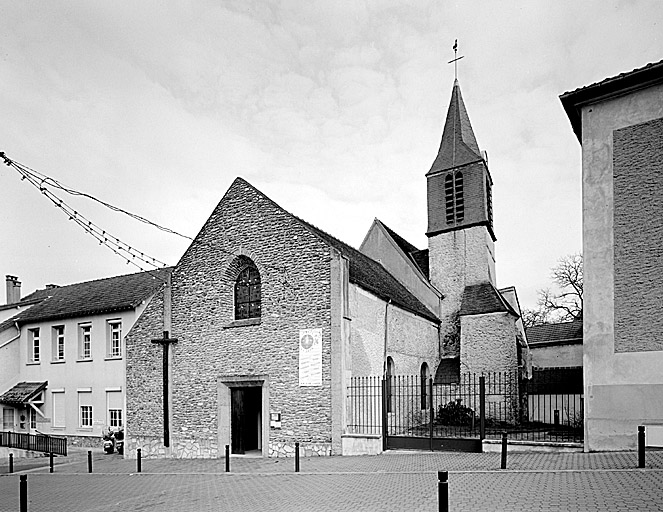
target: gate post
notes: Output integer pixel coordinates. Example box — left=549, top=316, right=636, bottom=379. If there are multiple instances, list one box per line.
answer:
left=381, top=378, right=388, bottom=452
left=479, top=376, right=486, bottom=441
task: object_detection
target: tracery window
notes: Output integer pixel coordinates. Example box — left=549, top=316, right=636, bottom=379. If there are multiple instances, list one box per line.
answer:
left=235, top=265, right=261, bottom=320
left=445, top=171, right=464, bottom=224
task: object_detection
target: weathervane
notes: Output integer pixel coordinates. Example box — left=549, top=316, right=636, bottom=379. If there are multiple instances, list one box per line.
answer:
left=448, top=39, right=464, bottom=80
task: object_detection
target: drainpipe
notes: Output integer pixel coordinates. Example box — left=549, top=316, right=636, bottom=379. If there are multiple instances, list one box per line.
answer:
left=382, top=299, right=391, bottom=377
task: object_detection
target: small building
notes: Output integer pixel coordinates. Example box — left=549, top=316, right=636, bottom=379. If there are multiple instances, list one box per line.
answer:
left=0, top=270, right=167, bottom=446
left=526, top=319, right=582, bottom=369
left=560, top=59, right=663, bottom=451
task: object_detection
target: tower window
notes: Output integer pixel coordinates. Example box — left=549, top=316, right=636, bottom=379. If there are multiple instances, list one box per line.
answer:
left=486, top=177, right=493, bottom=228
left=445, top=171, right=464, bottom=224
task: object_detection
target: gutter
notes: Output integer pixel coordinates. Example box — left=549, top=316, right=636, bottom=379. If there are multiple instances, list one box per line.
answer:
left=0, top=321, right=21, bottom=349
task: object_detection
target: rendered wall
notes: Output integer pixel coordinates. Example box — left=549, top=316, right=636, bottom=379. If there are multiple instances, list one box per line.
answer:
left=531, top=343, right=583, bottom=368
left=581, top=82, right=663, bottom=451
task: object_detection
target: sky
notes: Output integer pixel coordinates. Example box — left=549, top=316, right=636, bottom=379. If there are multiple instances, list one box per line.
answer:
left=1, top=0, right=661, bottom=310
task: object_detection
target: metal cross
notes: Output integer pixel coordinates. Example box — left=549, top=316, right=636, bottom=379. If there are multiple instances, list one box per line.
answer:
left=448, top=39, right=464, bottom=80
left=151, top=330, right=178, bottom=447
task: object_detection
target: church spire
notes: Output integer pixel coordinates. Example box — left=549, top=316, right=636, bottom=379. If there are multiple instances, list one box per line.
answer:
left=427, top=80, right=483, bottom=176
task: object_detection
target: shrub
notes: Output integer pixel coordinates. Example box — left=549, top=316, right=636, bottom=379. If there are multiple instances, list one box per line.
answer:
left=436, top=398, right=476, bottom=426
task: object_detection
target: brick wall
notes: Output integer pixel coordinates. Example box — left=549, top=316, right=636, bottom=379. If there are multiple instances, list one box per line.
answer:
left=613, top=117, right=663, bottom=352
left=125, top=178, right=336, bottom=457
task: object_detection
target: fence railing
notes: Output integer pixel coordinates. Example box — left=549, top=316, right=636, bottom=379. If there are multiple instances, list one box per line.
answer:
left=0, top=431, right=68, bottom=456
left=347, top=369, right=583, bottom=444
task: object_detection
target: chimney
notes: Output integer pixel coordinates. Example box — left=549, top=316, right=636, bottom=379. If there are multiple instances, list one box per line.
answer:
left=6, top=275, right=21, bottom=305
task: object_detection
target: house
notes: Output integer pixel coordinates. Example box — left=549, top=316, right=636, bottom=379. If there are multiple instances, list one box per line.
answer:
left=526, top=319, right=582, bottom=369
left=124, top=79, right=527, bottom=458
left=560, top=59, right=663, bottom=451
left=0, top=270, right=168, bottom=446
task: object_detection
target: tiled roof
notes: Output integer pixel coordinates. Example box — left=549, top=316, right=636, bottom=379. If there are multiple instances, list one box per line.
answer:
left=410, top=249, right=430, bottom=280
left=560, top=60, right=663, bottom=141
left=428, top=80, right=484, bottom=175
left=0, top=381, right=47, bottom=405
left=378, top=221, right=430, bottom=279
left=0, top=288, right=51, bottom=312
left=526, top=319, right=583, bottom=346
left=13, top=269, right=170, bottom=325
left=459, top=282, right=518, bottom=317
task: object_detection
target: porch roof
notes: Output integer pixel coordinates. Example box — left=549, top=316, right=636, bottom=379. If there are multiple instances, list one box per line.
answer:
left=0, top=381, right=48, bottom=406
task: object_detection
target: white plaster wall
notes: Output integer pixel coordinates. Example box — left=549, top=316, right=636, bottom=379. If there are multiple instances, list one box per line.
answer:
left=581, top=82, right=663, bottom=451
left=531, top=343, right=582, bottom=368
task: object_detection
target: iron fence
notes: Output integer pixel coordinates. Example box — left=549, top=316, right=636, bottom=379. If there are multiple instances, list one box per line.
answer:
left=347, top=369, right=583, bottom=446
left=0, top=431, right=68, bottom=456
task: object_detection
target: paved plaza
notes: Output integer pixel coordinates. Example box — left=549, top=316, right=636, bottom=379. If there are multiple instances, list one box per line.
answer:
left=2, top=449, right=663, bottom=511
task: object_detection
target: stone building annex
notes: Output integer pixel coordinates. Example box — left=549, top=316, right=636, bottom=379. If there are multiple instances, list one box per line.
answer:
left=124, top=78, right=527, bottom=459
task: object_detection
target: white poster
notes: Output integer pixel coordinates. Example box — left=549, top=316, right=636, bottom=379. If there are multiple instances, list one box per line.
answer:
left=299, top=328, right=322, bottom=387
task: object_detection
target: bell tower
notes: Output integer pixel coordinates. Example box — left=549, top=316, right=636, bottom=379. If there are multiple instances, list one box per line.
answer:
left=427, top=80, right=496, bottom=306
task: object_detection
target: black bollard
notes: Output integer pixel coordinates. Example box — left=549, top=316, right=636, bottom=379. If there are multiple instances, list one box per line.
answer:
left=137, top=448, right=142, bottom=473
left=87, top=450, right=92, bottom=473
left=295, top=442, right=300, bottom=473
left=638, top=425, right=646, bottom=468
left=9, top=453, right=13, bottom=474
left=50, top=452, right=54, bottom=473
left=225, top=445, right=230, bottom=473
left=438, top=471, right=448, bottom=512
left=501, top=432, right=508, bottom=470
left=19, top=474, right=27, bottom=512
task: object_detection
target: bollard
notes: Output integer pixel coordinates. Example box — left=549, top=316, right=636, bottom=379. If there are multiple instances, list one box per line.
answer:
left=438, top=471, right=448, bottom=512
left=137, top=448, right=142, bottom=473
left=501, top=432, right=508, bottom=470
left=50, top=452, right=54, bottom=473
left=295, top=442, right=300, bottom=473
left=87, top=450, right=92, bottom=473
left=225, top=445, right=230, bottom=473
left=19, top=474, right=27, bottom=512
left=638, top=425, right=646, bottom=468
left=9, top=453, right=13, bottom=474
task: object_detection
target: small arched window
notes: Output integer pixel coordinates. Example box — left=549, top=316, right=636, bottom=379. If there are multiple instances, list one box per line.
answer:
left=420, top=362, right=430, bottom=410
left=386, top=356, right=395, bottom=413
left=235, top=265, right=261, bottom=320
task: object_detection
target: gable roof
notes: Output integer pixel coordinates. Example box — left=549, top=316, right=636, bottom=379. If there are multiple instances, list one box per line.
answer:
left=526, top=319, right=583, bottom=346
left=460, top=282, right=518, bottom=317
left=560, top=59, right=663, bottom=141
left=13, top=269, right=170, bottom=325
left=428, top=79, right=484, bottom=175
left=377, top=221, right=431, bottom=280
left=0, top=381, right=47, bottom=405
left=229, top=178, right=439, bottom=323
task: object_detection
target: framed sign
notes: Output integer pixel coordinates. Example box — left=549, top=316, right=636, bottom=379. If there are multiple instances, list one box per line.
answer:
left=299, top=328, right=322, bottom=386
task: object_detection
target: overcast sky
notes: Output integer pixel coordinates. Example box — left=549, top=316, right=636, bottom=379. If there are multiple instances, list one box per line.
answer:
left=1, top=1, right=661, bottom=310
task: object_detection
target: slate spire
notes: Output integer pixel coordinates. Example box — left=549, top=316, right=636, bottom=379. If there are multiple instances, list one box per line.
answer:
left=427, top=80, right=483, bottom=175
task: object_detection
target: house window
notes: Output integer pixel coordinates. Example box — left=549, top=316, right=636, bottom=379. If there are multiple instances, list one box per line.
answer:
left=30, top=408, right=37, bottom=429
left=52, top=326, right=65, bottom=361
left=79, top=324, right=92, bottom=360
left=386, top=356, right=395, bottom=413
left=2, top=408, right=14, bottom=430
left=107, top=321, right=122, bottom=358
left=445, top=171, right=464, bottom=224
left=420, top=362, right=430, bottom=410
left=28, top=328, right=40, bottom=363
left=78, top=391, right=93, bottom=428
left=235, top=265, right=261, bottom=320
left=52, top=391, right=65, bottom=428
left=107, top=391, right=123, bottom=428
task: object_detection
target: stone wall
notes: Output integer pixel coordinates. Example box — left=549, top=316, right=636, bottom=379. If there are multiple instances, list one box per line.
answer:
left=460, top=312, right=518, bottom=375
left=125, top=178, right=337, bottom=458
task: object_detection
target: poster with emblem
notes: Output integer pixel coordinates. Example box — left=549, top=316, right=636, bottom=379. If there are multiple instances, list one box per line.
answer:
left=299, top=328, right=322, bottom=386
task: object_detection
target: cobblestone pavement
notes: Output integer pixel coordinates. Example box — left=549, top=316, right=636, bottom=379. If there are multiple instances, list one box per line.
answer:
left=1, top=449, right=663, bottom=511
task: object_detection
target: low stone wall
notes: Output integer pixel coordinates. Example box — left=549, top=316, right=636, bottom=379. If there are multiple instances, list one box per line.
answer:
left=269, top=441, right=331, bottom=457
left=126, top=436, right=218, bottom=459
left=341, top=434, right=382, bottom=455
left=67, top=435, right=101, bottom=449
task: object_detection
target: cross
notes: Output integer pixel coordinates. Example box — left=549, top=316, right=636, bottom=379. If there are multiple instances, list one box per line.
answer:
left=152, top=330, right=178, bottom=447
left=448, top=39, right=464, bottom=81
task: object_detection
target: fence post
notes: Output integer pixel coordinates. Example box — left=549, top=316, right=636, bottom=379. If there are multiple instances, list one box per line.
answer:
left=295, top=442, right=300, bottom=473
left=638, top=425, right=646, bottom=468
left=438, top=471, right=448, bottom=512
left=50, top=452, right=54, bottom=473
left=479, top=376, right=486, bottom=441
left=87, top=450, right=92, bottom=473
left=501, top=432, right=508, bottom=469
left=19, top=474, right=28, bottom=512
left=9, top=453, right=13, bottom=474
left=225, top=444, right=230, bottom=473
left=137, top=448, right=142, bottom=473
left=429, top=377, right=434, bottom=452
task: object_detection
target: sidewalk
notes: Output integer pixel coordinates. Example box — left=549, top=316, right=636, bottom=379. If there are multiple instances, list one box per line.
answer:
left=2, top=449, right=663, bottom=511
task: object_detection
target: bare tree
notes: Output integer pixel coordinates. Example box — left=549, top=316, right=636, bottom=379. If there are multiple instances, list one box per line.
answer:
left=523, top=253, right=583, bottom=327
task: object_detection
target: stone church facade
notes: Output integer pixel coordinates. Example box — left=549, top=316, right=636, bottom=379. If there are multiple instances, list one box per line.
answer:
left=125, top=79, right=527, bottom=458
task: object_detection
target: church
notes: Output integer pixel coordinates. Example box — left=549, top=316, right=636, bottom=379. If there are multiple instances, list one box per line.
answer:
left=124, top=79, right=527, bottom=458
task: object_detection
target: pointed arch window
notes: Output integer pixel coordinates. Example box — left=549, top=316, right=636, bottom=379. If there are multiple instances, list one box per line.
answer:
left=420, top=362, right=430, bottom=410
left=445, top=171, right=464, bottom=224
left=386, top=356, right=395, bottom=413
left=235, top=265, right=261, bottom=320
